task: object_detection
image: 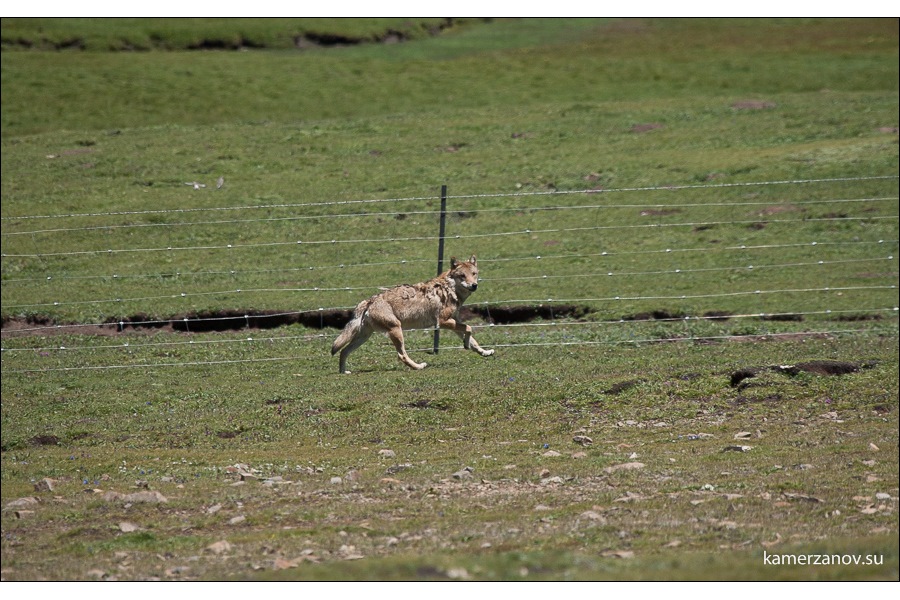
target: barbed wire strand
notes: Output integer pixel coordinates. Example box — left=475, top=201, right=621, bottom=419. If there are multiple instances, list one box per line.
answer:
left=3, top=175, right=896, bottom=223
left=2, top=326, right=892, bottom=374
left=3, top=215, right=897, bottom=259
left=4, top=255, right=895, bottom=311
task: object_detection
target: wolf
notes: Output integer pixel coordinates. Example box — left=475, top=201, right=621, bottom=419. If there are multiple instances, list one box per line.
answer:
left=331, top=255, right=494, bottom=373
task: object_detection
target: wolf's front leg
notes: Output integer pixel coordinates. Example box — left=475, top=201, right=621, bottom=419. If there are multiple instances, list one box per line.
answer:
left=441, top=319, right=495, bottom=357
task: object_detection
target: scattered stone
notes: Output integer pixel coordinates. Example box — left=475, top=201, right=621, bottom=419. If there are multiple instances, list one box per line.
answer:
left=540, top=476, right=565, bottom=485
left=875, top=492, right=892, bottom=500
left=34, top=478, right=56, bottom=493
left=542, top=450, right=562, bottom=457
left=452, top=467, right=474, bottom=480
left=664, top=540, right=682, bottom=548
left=614, top=492, right=646, bottom=503
left=573, top=435, right=593, bottom=447
left=386, top=463, right=412, bottom=474
left=446, top=567, right=471, bottom=580
left=734, top=432, right=753, bottom=440
left=263, top=476, right=292, bottom=486
left=338, top=544, right=364, bottom=560
left=6, top=497, right=39, bottom=509
left=207, top=503, right=223, bottom=514
left=15, top=510, right=35, bottom=519
left=330, top=477, right=343, bottom=485
left=579, top=511, right=607, bottom=524
left=273, top=557, right=301, bottom=570
left=118, top=522, right=140, bottom=533
left=206, top=540, right=233, bottom=555
left=86, top=568, right=108, bottom=579
left=102, top=490, right=168, bottom=504
left=378, top=449, right=396, bottom=458
left=722, top=445, right=752, bottom=453
left=571, top=452, right=587, bottom=459
left=603, top=462, right=645, bottom=474
left=229, top=515, right=246, bottom=525
left=783, top=493, right=823, bottom=503
left=869, top=443, right=880, bottom=452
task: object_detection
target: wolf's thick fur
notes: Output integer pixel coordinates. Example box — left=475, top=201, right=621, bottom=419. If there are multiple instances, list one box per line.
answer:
left=331, top=255, right=494, bottom=373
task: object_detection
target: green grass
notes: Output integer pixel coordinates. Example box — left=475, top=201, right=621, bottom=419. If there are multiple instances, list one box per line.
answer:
left=1, top=17, right=898, bottom=581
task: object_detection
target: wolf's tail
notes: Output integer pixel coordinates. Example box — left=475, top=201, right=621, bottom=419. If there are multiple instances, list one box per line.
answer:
left=330, top=300, right=368, bottom=355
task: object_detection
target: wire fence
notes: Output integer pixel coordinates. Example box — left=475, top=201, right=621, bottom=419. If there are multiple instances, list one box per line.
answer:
left=2, top=175, right=898, bottom=371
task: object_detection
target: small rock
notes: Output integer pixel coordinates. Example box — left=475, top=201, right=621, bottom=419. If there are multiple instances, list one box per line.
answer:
left=206, top=540, right=233, bottom=555
left=102, top=490, right=168, bottom=504
left=330, top=476, right=343, bottom=485
left=875, top=492, right=891, bottom=500
left=603, top=462, right=645, bottom=474
left=540, top=476, right=564, bottom=485
left=571, top=452, right=587, bottom=459
left=15, top=510, right=35, bottom=519
left=722, top=445, right=752, bottom=453
left=34, top=478, right=56, bottom=493
left=229, top=515, right=246, bottom=525
left=207, top=503, right=223, bottom=514
left=6, top=497, right=39, bottom=508
left=868, top=443, right=880, bottom=452
left=579, top=511, right=607, bottom=523
left=734, top=432, right=753, bottom=440
left=118, top=522, right=140, bottom=533
left=446, top=567, right=471, bottom=580
left=338, top=544, right=364, bottom=560
left=542, top=450, right=562, bottom=457
left=378, top=449, right=396, bottom=458
left=452, top=467, right=474, bottom=480
left=573, top=435, right=593, bottom=447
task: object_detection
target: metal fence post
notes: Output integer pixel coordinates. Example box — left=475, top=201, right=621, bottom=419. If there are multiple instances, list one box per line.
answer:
left=433, top=184, right=448, bottom=354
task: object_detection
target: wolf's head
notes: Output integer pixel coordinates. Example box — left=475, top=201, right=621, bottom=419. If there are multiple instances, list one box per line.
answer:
left=448, top=255, right=480, bottom=296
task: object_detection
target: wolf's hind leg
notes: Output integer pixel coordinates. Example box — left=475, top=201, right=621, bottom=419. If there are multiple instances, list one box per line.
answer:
left=338, top=328, right=373, bottom=374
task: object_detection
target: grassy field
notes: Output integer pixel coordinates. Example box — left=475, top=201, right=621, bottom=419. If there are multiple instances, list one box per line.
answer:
left=1, top=18, right=898, bottom=581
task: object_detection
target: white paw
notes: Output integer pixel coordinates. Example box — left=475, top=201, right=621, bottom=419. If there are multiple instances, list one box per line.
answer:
left=482, top=349, right=495, bottom=357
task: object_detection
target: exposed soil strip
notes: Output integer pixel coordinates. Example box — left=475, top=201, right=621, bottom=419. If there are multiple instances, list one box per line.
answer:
left=1, top=306, right=883, bottom=337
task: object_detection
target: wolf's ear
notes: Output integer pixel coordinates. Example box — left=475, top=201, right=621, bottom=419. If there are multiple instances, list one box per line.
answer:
left=450, top=257, right=459, bottom=269
left=469, top=254, right=477, bottom=265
